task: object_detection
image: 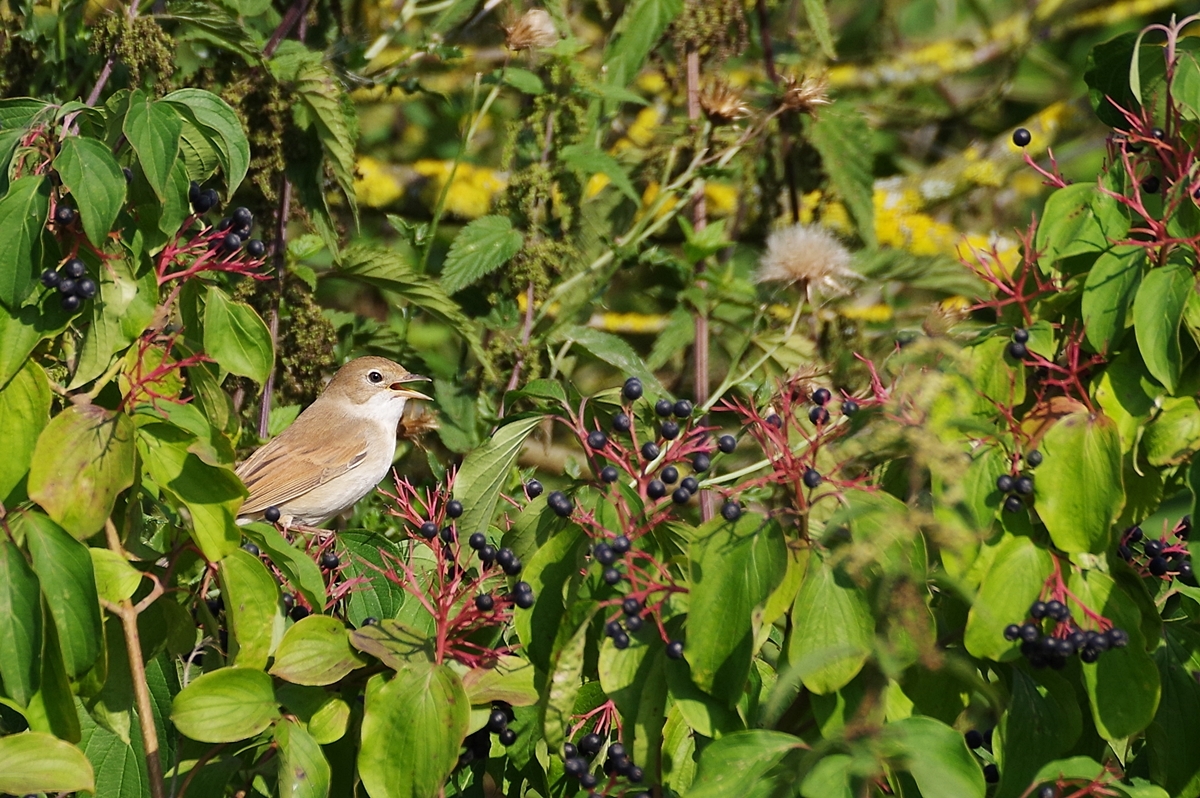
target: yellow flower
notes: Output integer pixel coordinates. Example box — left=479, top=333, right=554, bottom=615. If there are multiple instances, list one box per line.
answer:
left=704, top=183, right=738, bottom=216
left=355, top=156, right=404, bottom=208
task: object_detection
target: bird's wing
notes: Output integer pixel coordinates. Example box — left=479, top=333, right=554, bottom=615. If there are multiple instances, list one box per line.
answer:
left=235, top=425, right=371, bottom=515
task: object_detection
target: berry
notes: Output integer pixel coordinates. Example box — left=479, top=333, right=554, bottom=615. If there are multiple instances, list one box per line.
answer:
left=587, top=430, right=608, bottom=450
left=1036, top=786, right=1056, bottom=798
left=1149, top=555, right=1169, bottom=576
left=57, top=278, right=76, bottom=296
left=1012, top=127, right=1031, bottom=146
left=514, top=589, right=535, bottom=609
left=526, top=479, right=543, bottom=498
left=548, top=491, right=573, bottom=517
left=680, top=476, right=699, bottom=493
left=1088, top=631, right=1110, bottom=652
left=246, top=239, right=266, bottom=258
left=625, top=615, right=643, bottom=632
left=623, top=597, right=642, bottom=616
left=996, top=474, right=1015, bottom=493
left=1180, top=561, right=1197, bottom=585
left=1118, top=544, right=1133, bottom=561
left=40, top=268, right=60, bottom=287
left=123, top=167, right=133, bottom=183
left=514, top=581, right=533, bottom=595
left=809, top=406, right=829, bottom=425
left=60, top=295, right=81, bottom=312
left=1142, top=175, right=1160, bottom=194
left=611, top=535, right=631, bottom=554
left=487, top=709, right=508, bottom=733
left=1019, top=623, right=1040, bottom=643
left=440, top=526, right=456, bottom=543
left=692, top=453, right=711, bottom=472
left=660, top=420, right=680, bottom=439
left=188, top=182, right=201, bottom=205
left=1030, top=601, right=1047, bottom=619
left=447, top=499, right=464, bottom=518
left=661, top=466, right=679, bottom=484
left=264, top=506, right=281, bottom=523
left=1045, top=600, right=1069, bottom=622
left=63, top=258, right=86, bottom=279
left=217, top=217, right=233, bottom=231
left=1015, top=476, right=1034, bottom=495
left=241, top=542, right=260, bottom=556
left=1153, top=126, right=1166, bottom=139
left=320, top=551, right=340, bottom=569
left=1026, top=450, right=1043, bottom=467
left=812, top=387, right=831, bottom=406
left=717, top=435, right=737, bottom=454
left=672, top=487, right=691, bottom=504
left=674, top=399, right=693, bottom=418
left=1004, top=495, right=1024, bottom=513
left=665, top=639, right=684, bottom=659
left=647, top=480, right=666, bottom=499
left=608, top=742, right=626, bottom=760
left=984, top=764, right=999, bottom=784
left=564, top=756, right=587, bottom=776
left=721, top=502, right=742, bottom=521
left=77, top=278, right=97, bottom=299
left=641, top=442, right=660, bottom=460
left=1144, top=539, right=1164, bottom=557
left=498, top=728, right=517, bottom=746
left=222, top=232, right=242, bottom=252
left=54, top=205, right=76, bottom=226
left=289, top=605, right=310, bottom=621
left=622, top=378, right=643, bottom=401
left=1128, top=526, right=1144, bottom=543
left=419, top=521, right=438, bottom=539
left=842, top=399, right=859, bottom=415
left=579, top=733, right=603, bottom=756
left=601, top=465, right=620, bottom=483
left=192, top=188, right=212, bottom=212
left=803, top=469, right=822, bottom=489
left=202, top=188, right=220, bottom=212
left=1012, top=328, right=1030, bottom=343
left=628, top=766, right=644, bottom=783
left=612, top=413, right=631, bottom=433
left=1107, top=628, right=1129, bottom=648
left=475, top=594, right=494, bottom=611
left=496, top=548, right=515, bottom=568
left=613, top=632, right=630, bottom=649
left=594, top=543, right=616, bottom=566
left=232, top=206, right=254, bottom=228
left=563, top=743, right=578, bottom=759
left=1008, top=341, right=1028, bottom=359
left=767, top=414, right=783, bottom=428
left=1080, top=646, right=1100, bottom=663
left=1003, top=623, right=1021, bottom=641
left=603, top=567, right=622, bottom=585
left=281, top=593, right=295, bottom=610
left=362, top=616, right=378, bottom=626
left=580, top=773, right=598, bottom=789
left=479, top=545, right=497, bottom=566
left=655, top=399, right=674, bottom=417
left=606, top=619, right=624, bottom=638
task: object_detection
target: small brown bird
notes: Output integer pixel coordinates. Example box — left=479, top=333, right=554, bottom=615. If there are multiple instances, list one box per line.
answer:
left=236, top=357, right=431, bottom=527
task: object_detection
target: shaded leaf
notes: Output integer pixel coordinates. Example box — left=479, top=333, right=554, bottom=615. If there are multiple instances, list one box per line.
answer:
left=439, top=215, right=524, bottom=295
left=0, top=175, right=50, bottom=309
left=54, top=137, right=127, bottom=247
left=0, top=536, right=42, bottom=706
left=0, top=360, right=50, bottom=500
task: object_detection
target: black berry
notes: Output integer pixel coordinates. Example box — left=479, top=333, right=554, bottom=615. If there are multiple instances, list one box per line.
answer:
left=842, top=399, right=859, bottom=415
left=1107, top=628, right=1129, bottom=648
left=77, top=278, right=97, bottom=299
left=63, top=258, right=86, bottom=279
left=1012, top=128, right=1031, bottom=146
left=692, top=453, right=711, bottom=472
left=613, top=632, right=630, bottom=649
left=475, top=594, right=494, bottom=611
left=1008, top=341, right=1028, bottom=359
left=580, top=773, right=598, bottom=789
left=655, top=399, right=673, bottom=417
left=1142, top=175, right=1160, bottom=194
left=767, top=414, right=783, bottom=428
left=564, top=756, right=587, bottom=776
left=803, top=468, right=822, bottom=488
left=812, top=387, right=831, bottom=406
left=232, top=206, right=253, bottom=228
left=1036, top=786, right=1055, bottom=798
left=447, top=499, right=464, bottom=518
left=440, top=526, right=456, bottom=543
left=603, top=567, right=622, bottom=585
left=498, top=728, right=517, bottom=746
left=1030, top=601, right=1047, bottom=619
left=1149, top=555, right=1169, bottom=576
left=721, top=502, right=741, bottom=521
left=594, top=543, right=616, bottom=565
left=320, top=551, right=340, bottom=569
left=241, top=542, right=260, bottom=556
left=1144, top=539, right=1164, bottom=557
left=60, top=295, right=81, bottom=312
left=996, top=474, right=1015, bottom=493
left=362, top=616, right=378, bottom=626
left=1004, top=495, right=1024, bottom=513
left=613, top=413, right=631, bottom=433
left=1045, top=600, right=1069, bottom=622
left=984, top=764, right=999, bottom=783
left=623, top=597, right=641, bottom=616
left=54, top=205, right=76, bottom=226
left=264, top=506, right=281, bottom=523
left=479, top=545, right=496, bottom=565
left=281, top=592, right=294, bottom=610
left=680, top=476, right=698, bottom=493
left=647, top=480, right=666, bottom=499
left=1019, top=623, right=1040, bottom=643
left=641, top=442, right=660, bottom=460
left=123, top=167, right=133, bottom=183
left=587, top=430, right=608, bottom=450
left=1012, top=328, right=1030, bottom=343
left=526, top=479, right=543, bottom=498
left=965, top=730, right=984, bottom=750
left=672, top=487, right=690, bottom=504
left=674, top=399, right=693, bottom=418
left=222, top=233, right=242, bottom=252
left=57, top=278, right=76, bottom=296
left=1026, top=450, right=1043, bottom=467
left=1003, top=623, right=1021, bottom=641
left=665, top=640, right=684, bottom=659
left=622, top=378, right=643, bottom=401
left=661, top=466, right=679, bottom=484
left=419, top=521, right=438, bottom=539
left=514, top=589, right=535, bottom=609
left=563, top=743, right=578, bottom=758
left=487, top=709, right=508, bottom=732
left=625, top=615, right=643, bottom=632
left=660, top=420, right=680, bottom=439
left=809, top=406, right=829, bottom=425
left=717, top=434, right=736, bottom=453
left=548, top=491, right=573, bottom=517
left=40, top=268, right=60, bottom=287
left=246, top=239, right=266, bottom=258
left=601, top=465, right=619, bottom=483
left=1015, top=476, right=1034, bottom=495
left=289, top=604, right=309, bottom=621
left=611, top=535, right=630, bottom=554
left=579, top=733, right=602, bottom=756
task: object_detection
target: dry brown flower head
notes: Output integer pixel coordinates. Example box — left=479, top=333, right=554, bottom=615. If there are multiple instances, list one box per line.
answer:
left=503, top=9, right=560, bottom=52
left=699, top=80, right=749, bottom=126
left=781, top=73, right=831, bottom=117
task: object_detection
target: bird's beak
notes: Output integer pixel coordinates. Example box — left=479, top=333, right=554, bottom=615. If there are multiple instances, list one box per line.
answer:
left=390, top=374, right=432, bottom=401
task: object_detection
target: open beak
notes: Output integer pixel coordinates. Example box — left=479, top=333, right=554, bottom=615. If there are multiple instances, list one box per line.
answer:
left=390, top=374, right=432, bottom=402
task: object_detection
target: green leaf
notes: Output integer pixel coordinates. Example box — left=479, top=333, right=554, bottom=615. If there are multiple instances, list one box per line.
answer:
left=161, top=1, right=262, bottom=63
left=1082, top=246, right=1143, bottom=353
left=880, top=715, right=985, bottom=798
left=163, top=89, right=251, bottom=195
left=240, top=522, right=327, bottom=611
left=454, top=415, right=542, bottom=540
left=1035, top=412, right=1124, bottom=553
left=786, top=553, right=874, bottom=694
left=0, top=175, right=50, bottom=309
left=0, top=732, right=95, bottom=794
left=69, top=257, right=158, bottom=389
left=1147, top=636, right=1200, bottom=797
left=270, top=615, right=367, bottom=686
left=1142, top=397, right=1200, bottom=466
left=219, top=549, right=281, bottom=670
left=598, top=638, right=668, bottom=782
left=292, top=61, right=358, bottom=222
left=807, top=105, right=875, bottom=246
left=543, top=611, right=595, bottom=750
left=89, top=549, right=144, bottom=604
left=0, top=537, right=42, bottom=706
left=275, top=719, right=332, bottom=798
left=513, top=526, right=585, bottom=673
left=995, top=670, right=1081, bottom=798
left=0, top=360, right=50, bottom=500
left=339, top=531, right=405, bottom=627
left=1069, top=569, right=1160, bottom=740
left=203, top=285, right=274, bottom=385
left=276, top=685, right=351, bottom=745
left=28, top=405, right=136, bottom=539
left=172, top=668, right=280, bottom=743
left=461, top=656, right=539, bottom=706
left=439, top=215, right=524, bottom=295
left=560, top=144, right=639, bottom=202
left=348, top=619, right=434, bottom=669
left=687, top=513, right=787, bottom=705
left=964, top=535, right=1053, bottom=659
left=554, top=325, right=665, bottom=395
left=78, top=713, right=152, bottom=798
left=358, top=663, right=470, bottom=798
left=1034, top=183, right=1128, bottom=263
left=54, top=137, right=127, bottom=248
left=501, top=67, right=545, bottom=95
left=686, top=730, right=802, bottom=798
left=802, top=0, right=836, bottom=58
left=122, top=90, right=182, bottom=202
left=19, top=511, right=103, bottom=678
left=602, top=0, right=684, bottom=88
left=0, top=97, right=52, bottom=129
left=1133, top=263, right=1193, bottom=393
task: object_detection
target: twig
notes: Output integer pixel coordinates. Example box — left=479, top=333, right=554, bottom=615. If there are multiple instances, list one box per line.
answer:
left=263, top=0, right=313, bottom=59
left=686, top=47, right=713, bottom=522
left=84, top=0, right=140, bottom=107
left=258, top=177, right=292, bottom=438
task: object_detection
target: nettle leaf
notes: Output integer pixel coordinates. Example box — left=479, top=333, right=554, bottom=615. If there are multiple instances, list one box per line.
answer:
left=687, top=513, right=787, bottom=706
left=880, top=716, right=985, bottom=798
left=171, top=667, right=280, bottom=743
left=807, top=104, right=875, bottom=246
left=123, top=90, right=182, bottom=202
left=560, top=144, right=639, bottom=202
left=453, top=415, right=542, bottom=540
left=0, top=175, right=51, bottom=309
left=218, top=548, right=281, bottom=670
left=27, top=404, right=136, bottom=539
left=1133, top=263, right=1193, bottom=393
left=0, top=360, right=50, bottom=501
left=1034, top=183, right=1128, bottom=264
left=964, top=535, right=1053, bottom=660
left=439, top=215, right=524, bottom=295
left=802, top=0, right=836, bottom=58
left=275, top=719, right=332, bottom=798
left=686, top=730, right=802, bottom=798
left=163, top=89, right=251, bottom=195
left=0, top=536, right=43, bottom=707
left=602, top=0, right=685, bottom=88
left=501, top=67, right=545, bottom=95
left=786, top=553, right=874, bottom=694
left=1036, top=412, right=1124, bottom=553
left=1082, top=246, right=1144, bottom=353
left=293, top=61, right=358, bottom=222
left=271, top=615, right=367, bottom=686
left=0, top=732, right=95, bottom=795
left=358, top=663, right=470, bottom=798
left=54, top=137, right=127, bottom=248
left=203, top=285, right=274, bottom=385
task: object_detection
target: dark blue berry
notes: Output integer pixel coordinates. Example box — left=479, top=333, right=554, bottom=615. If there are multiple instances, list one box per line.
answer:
left=660, top=420, right=680, bottom=439
left=673, top=400, right=693, bottom=418
left=803, top=469, right=822, bottom=488
left=475, top=594, right=494, bottom=611
left=613, top=413, right=631, bottom=433
left=587, top=430, right=608, bottom=450
left=264, top=506, right=281, bottom=523
left=611, top=535, right=630, bottom=554
left=447, top=499, right=463, bottom=518
left=526, top=479, right=543, bottom=498
left=812, top=387, right=831, bottom=406
left=809, top=406, right=829, bottom=425
left=641, top=442, right=660, bottom=460
left=721, top=502, right=741, bottom=521
left=246, top=239, right=266, bottom=258
left=63, top=258, right=86, bottom=279
left=647, top=480, right=666, bottom=499
left=419, top=521, right=438, bottom=539
left=661, top=466, right=679, bottom=484
left=692, top=453, right=711, bottom=472
left=601, top=465, right=620, bottom=483
left=1012, top=128, right=1031, bottom=146
left=717, top=434, right=736, bottom=453
left=655, top=399, right=673, bottom=417
left=672, top=487, right=690, bottom=504
left=665, top=640, right=684, bottom=659
left=622, top=378, right=643, bottom=401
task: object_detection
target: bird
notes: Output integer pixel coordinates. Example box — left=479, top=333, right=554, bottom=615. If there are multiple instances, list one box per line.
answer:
left=235, top=357, right=431, bottom=527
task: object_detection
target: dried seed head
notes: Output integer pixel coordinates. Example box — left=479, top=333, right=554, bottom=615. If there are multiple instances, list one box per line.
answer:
left=503, top=9, right=560, bottom=51
left=756, top=224, right=859, bottom=303
left=780, top=73, right=831, bottom=117
left=699, top=80, right=749, bottom=126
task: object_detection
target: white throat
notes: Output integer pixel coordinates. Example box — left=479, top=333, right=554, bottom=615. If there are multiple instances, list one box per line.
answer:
left=346, top=391, right=410, bottom=432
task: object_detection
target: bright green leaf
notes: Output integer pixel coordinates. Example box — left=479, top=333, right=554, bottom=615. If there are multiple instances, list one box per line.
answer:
left=1036, top=412, right=1124, bottom=553
left=271, top=615, right=367, bottom=686
left=219, top=549, right=281, bottom=670
left=787, top=554, right=874, bottom=694
left=275, top=719, right=332, bottom=798
left=964, top=535, right=1053, bottom=660
left=0, top=732, right=95, bottom=794
left=171, top=667, right=280, bottom=743
left=54, top=137, right=127, bottom=247
left=1082, top=246, right=1143, bottom=353
left=1133, top=263, right=1193, bottom=393
left=439, top=215, right=524, bottom=295
left=0, top=360, right=50, bottom=500
left=880, top=716, right=985, bottom=798
left=203, top=286, right=274, bottom=385
left=89, top=549, right=143, bottom=604
left=0, top=175, right=50, bottom=309
left=454, top=415, right=542, bottom=540
left=123, top=91, right=182, bottom=202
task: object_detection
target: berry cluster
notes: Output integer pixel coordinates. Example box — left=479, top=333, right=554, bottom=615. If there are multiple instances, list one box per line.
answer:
left=1003, top=599, right=1128, bottom=667
left=806, top=385, right=857, bottom=426
left=40, top=256, right=97, bottom=312
left=562, top=736, right=647, bottom=794
left=995, top=450, right=1039, bottom=513
left=1117, top=518, right=1195, bottom=584
left=457, top=702, right=518, bottom=768
left=190, top=184, right=267, bottom=260
left=1006, top=327, right=1030, bottom=360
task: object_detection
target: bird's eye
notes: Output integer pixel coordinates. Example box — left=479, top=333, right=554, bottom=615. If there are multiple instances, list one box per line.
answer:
left=368, top=370, right=384, bottom=384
